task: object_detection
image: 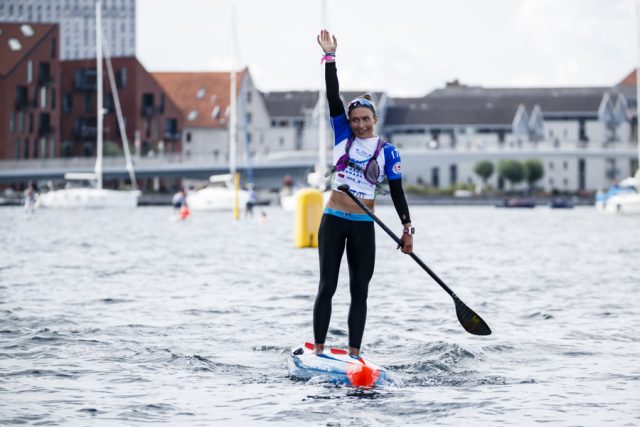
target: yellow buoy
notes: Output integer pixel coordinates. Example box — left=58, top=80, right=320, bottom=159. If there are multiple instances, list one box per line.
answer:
left=294, top=188, right=323, bottom=248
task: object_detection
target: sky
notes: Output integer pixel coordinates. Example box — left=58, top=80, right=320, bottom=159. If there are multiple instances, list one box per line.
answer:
left=137, top=0, right=637, bottom=97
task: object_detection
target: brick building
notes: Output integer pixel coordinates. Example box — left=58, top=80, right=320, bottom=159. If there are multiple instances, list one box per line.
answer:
left=0, top=22, right=60, bottom=160
left=59, top=56, right=183, bottom=158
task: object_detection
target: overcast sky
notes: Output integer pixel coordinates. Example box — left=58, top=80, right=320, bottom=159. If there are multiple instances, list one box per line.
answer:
left=137, top=0, right=637, bottom=97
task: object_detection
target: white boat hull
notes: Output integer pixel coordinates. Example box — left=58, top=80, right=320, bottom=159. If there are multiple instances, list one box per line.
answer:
left=603, top=192, right=640, bottom=214
left=39, top=188, right=140, bottom=208
left=187, top=187, right=249, bottom=211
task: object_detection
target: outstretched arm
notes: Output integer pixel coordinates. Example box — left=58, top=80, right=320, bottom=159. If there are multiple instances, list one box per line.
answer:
left=317, top=30, right=345, bottom=118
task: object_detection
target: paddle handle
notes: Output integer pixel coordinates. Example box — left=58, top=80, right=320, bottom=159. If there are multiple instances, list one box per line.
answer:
left=338, top=184, right=458, bottom=300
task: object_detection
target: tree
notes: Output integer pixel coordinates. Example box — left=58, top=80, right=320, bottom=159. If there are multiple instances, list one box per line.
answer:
left=498, top=160, right=525, bottom=190
left=474, top=161, right=495, bottom=184
left=524, top=159, right=544, bottom=192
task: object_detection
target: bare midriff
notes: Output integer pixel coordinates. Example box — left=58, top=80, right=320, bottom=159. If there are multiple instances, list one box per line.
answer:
left=326, top=190, right=375, bottom=213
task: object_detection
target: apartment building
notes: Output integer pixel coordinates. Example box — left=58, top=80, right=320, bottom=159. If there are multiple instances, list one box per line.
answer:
left=0, top=22, right=60, bottom=160
left=59, top=56, right=184, bottom=158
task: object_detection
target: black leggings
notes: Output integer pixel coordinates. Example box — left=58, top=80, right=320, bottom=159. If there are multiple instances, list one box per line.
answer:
left=313, top=214, right=375, bottom=349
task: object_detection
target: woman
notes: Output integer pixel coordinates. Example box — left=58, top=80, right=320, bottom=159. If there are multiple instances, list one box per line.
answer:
left=314, top=30, right=414, bottom=357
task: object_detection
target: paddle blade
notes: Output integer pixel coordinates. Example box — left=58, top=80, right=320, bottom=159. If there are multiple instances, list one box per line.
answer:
left=454, top=298, right=492, bottom=336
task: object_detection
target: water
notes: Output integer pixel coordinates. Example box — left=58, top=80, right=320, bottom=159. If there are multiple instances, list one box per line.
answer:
left=1, top=205, right=638, bottom=426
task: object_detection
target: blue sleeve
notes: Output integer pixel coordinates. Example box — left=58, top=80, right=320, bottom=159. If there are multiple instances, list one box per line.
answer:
left=384, top=144, right=402, bottom=180
left=330, top=115, right=351, bottom=145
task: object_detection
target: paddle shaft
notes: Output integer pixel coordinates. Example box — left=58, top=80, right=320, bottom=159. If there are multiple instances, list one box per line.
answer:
left=339, top=187, right=459, bottom=301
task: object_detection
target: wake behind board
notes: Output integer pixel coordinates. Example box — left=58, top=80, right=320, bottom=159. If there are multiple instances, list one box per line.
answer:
left=287, top=342, right=388, bottom=387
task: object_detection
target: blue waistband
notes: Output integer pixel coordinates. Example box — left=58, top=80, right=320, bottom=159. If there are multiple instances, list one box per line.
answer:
left=324, top=208, right=373, bottom=222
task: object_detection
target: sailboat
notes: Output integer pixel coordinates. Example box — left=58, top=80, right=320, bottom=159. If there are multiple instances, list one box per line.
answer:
left=39, top=0, right=139, bottom=208
left=186, top=3, right=247, bottom=212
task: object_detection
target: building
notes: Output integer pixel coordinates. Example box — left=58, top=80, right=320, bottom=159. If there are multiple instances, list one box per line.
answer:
left=0, top=22, right=60, bottom=160
left=262, top=90, right=319, bottom=153
left=0, top=0, right=135, bottom=60
left=59, top=56, right=184, bottom=158
left=153, top=69, right=271, bottom=165
left=384, top=82, right=635, bottom=192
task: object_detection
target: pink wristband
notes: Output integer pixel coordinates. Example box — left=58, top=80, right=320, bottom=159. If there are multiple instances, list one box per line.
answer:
left=320, top=54, right=335, bottom=64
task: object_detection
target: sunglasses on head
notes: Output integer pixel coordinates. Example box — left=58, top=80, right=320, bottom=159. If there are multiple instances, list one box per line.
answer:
left=348, top=97, right=375, bottom=112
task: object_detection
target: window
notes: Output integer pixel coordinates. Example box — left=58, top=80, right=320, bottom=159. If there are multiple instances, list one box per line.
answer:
left=563, top=161, right=568, bottom=170
left=29, top=113, right=33, bottom=134
left=84, top=91, right=93, bottom=113
left=186, top=132, right=191, bottom=143
left=51, top=88, right=56, bottom=110
left=38, top=62, right=51, bottom=85
left=116, top=68, right=127, bottom=89
left=49, top=138, right=56, bottom=158
left=245, top=112, right=252, bottom=124
left=9, top=38, right=22, bottom=51
left=40, top=87, right=47, bottom=109
left=247, top=91, right=252, bottom=103
left=24, top=138, right=30, bottom=158
left=15, top=139, right=20, bottom=159
left=63, top=93, right=72, bottom=113
left=9, top=112, right=15, bottom=133
left=27, top=60, right=33, bottom=83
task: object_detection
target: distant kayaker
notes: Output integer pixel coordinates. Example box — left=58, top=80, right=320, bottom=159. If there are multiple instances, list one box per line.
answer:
left=313, top=30, right=414, bottom=357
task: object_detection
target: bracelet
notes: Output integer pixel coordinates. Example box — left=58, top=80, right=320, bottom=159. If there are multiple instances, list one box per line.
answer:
left=403, top=226, right=415, bottom=236
left=320, top=53, right=335, bottom=64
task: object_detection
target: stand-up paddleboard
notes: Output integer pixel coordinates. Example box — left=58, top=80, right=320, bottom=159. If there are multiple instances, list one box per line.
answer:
left=288, top=342, right=388, bottom=387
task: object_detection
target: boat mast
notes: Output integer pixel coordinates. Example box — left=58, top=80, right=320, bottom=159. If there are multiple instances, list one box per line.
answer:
left=103, top=37, right=138, bottom=189
left=229, top=3, right=238, bottom=182
left=95, top=0, right=103, bottom=190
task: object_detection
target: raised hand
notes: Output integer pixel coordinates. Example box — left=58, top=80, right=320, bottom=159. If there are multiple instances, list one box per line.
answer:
left=317, top=29, right=337, bottom=54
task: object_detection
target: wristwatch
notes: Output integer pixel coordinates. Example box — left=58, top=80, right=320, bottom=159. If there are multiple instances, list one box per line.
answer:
left=403, top=226, right=415, bottom=235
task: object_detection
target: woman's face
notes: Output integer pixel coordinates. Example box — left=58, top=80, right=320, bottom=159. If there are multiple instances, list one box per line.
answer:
left=349, top=107, right=377, bottom=139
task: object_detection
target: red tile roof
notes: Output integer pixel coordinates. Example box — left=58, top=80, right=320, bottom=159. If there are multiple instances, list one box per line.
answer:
left=619, top=69, right=637, bottom=86
left=0, top=22, right=57, bottom=77
left=152, top=70, right=246, bottom=128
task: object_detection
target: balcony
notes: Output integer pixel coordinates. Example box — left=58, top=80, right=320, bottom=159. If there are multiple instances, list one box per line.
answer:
left=163, top=131, right=182, bottom=141
left=74, top=117, right=98, bottom=139
left=141, top=105, right=156, bottom=118
left=74, top=69, right=97, bottom=91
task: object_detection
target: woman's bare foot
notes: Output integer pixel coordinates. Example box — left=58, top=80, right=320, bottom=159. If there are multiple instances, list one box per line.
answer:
left=314, top=343, right=324, bottom=354
left=349, top=347, right=360, bottom=357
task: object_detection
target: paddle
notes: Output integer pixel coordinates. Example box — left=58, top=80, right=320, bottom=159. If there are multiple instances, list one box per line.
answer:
left=338, top=184, right=492, bottom=336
